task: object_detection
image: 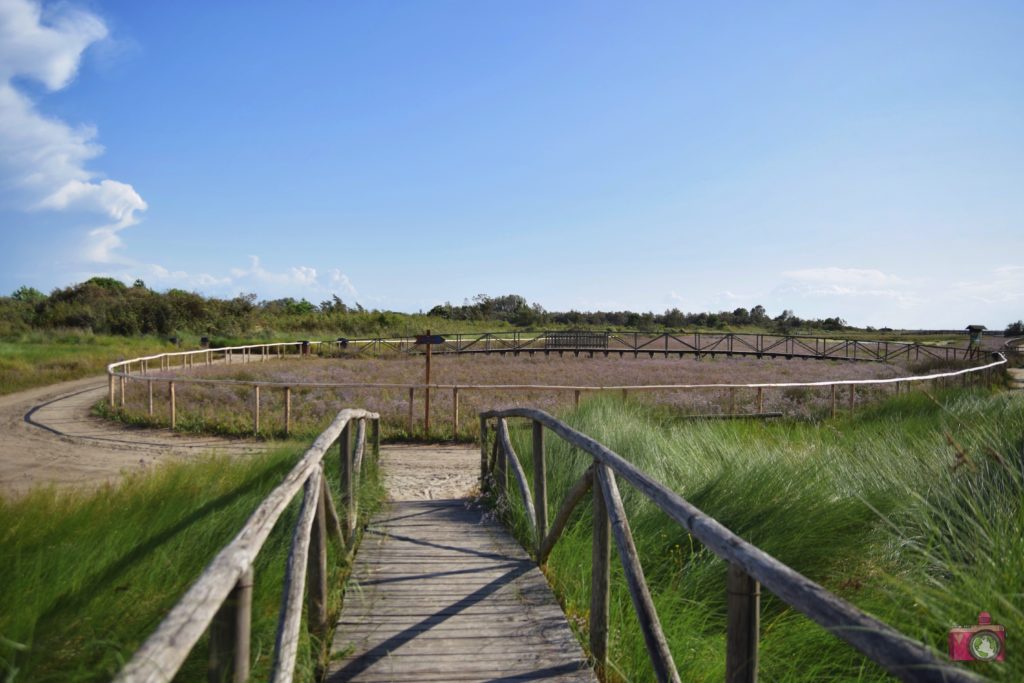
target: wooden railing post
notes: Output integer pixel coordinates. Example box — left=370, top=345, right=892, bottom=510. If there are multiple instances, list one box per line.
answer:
left=307, top=470, right=329, bottom=640
left=407, top=387, right=414, bottom=434
left=726, top=563, right=760, bottom=683
left=207, top=566, right=253, bottom=683
left=147, top=380, right=154, bottom=417
left=119, top=376, right=126, bottom=408
left=108, top=372, right=115, bottom=408
left=284, top=387, right=292, bottom=436
left=452, top=387, right=460, bottom=437
left=253, top=386, right=260, bottom=435
left=532, top=420, right=547, bottom=554
left=479, top=416, right=489, bottom=488
left=756, top=387, right=763, bottom=414
left=169, top=381, right=176, bottom=429
left=340, top=422, right=354, bottom=538
left=574, top=389, right=581, bottom=409
left=590, top=467, right=610, bottom=675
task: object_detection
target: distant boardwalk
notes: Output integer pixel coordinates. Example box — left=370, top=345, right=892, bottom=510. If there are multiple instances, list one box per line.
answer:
left=328, top=447, right=594, bottom=682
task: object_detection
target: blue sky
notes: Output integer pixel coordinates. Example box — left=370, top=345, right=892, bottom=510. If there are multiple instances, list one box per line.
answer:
left=1, top=0, right=1022, bottom=328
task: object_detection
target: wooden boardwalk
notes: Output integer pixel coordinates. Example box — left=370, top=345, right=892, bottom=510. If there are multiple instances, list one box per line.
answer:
left=327, top=499, right=594, bottom=682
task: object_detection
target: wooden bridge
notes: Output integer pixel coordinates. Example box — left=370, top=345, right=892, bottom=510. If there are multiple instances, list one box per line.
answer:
left=327, top=331, right=983, bottom=363
left=114, top=403, right=988, bottom=682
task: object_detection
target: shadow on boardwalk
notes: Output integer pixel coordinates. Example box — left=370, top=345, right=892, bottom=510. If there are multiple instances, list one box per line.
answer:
left=328, top=493, right=594, bottom=682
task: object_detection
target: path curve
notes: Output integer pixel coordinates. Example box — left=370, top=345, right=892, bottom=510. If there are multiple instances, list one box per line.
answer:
left=0, top=376, right=266, bottom=497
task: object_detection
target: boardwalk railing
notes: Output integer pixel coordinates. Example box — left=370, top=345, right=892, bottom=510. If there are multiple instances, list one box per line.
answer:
left=115, top=408, right=380, bottom=683
left=106, top=337, right=1007, bottom=436
left=319, top=331, right=985, bottom=363
left=478, top=409, right=982, bottom=683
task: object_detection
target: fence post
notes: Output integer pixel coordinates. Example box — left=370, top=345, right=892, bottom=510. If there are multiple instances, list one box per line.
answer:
left=407, top=388, right=415, bottom=434
left=253, top=386, right=260, bottom=435
left=207, top=565, right=253, bottom=683
left=726, top=563, right=760, bottom=683
left=532, top=421, right=547, bottom=555
left=284, top=387, right=291, bottom=436
left=479, top=416, right=489, bottom=488
left=169, top=382, right=176, bottom=429
left=372, top=418, right=380, bottom=458
left=452, top=387, right=460, bottom=438
left=574, top=389, right=581, bottom=409
left=119, top=376, right=126, bottom=409
left=756, top=387, right=763, bottom=414
left=307, top=473, right=328, bottom=640
left=340, top=422, right=354, bottom=539
left=147, top=380, right=154, bottom=417
left=108, top=372, right=115, bottom=408
left=590, top=470, right=610, bottom=676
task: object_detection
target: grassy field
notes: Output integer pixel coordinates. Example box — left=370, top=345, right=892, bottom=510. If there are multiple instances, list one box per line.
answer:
left=0, top=443, right=383, bottom=682
left=103, top=353, right=928, bottom=442
left=493, top=389, right=1023, bottom=681
left=0, top=332, right=180, bottom=396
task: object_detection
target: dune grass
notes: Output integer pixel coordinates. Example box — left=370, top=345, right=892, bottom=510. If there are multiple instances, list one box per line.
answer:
left=0, top=443, right=383, bottom=682
left=493, top=389, right=1023, bottom=681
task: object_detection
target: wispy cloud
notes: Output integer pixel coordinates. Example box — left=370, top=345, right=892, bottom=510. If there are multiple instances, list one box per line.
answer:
left=230, top=255, right=319, bottom=288
left=777, top=267, right=918, bottom=305
left=0, top=0, right=146, bottom=261
left=948, top=265, right=1024, bottom=305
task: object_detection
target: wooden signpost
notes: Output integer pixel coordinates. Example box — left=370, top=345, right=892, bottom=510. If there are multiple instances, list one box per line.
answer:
left=415, top=331, right=445, bottom=433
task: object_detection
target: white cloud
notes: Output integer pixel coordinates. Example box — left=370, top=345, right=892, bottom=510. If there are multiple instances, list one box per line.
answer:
left=0, top=0, right=146, bottom=262
left=777, top=267, right=917, bottom=305
left=230, top=255, right=320, bottom=288
left=328, top=268, right=358, bottom=297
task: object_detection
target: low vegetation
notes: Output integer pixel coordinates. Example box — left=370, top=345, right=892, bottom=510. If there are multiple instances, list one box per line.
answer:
left=494, top=389, right=1023, bottom=681
left=104, top=354, right=911, bottom=441
left=0, top=443, right=383, bottom=682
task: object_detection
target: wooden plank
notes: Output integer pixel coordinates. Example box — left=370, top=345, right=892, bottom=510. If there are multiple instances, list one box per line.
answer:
left=328, top=500, right=593, bottom=682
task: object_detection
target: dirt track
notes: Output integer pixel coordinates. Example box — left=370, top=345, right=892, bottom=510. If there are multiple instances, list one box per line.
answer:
left=0, top=376, right=266, bottom=498
left=0, top=376, right=480, bottom=501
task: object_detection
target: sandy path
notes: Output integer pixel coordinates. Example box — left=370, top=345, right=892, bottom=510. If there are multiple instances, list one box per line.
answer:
left=0, top=376, right=266, bottom=498
left=378, top=443, right=479, bottom=500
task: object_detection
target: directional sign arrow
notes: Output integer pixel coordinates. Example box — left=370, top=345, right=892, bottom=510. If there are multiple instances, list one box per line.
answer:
left=415, top=335, right=446, bottom=345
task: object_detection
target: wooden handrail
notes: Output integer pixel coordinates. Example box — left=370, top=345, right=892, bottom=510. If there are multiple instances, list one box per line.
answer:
left=115, top=408, right=380, bottom=683
left=480, top=408, right=982, bottom=683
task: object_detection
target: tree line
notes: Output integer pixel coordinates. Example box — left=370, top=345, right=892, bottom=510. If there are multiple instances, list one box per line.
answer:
left=2, top=278, right=1016, bottom=339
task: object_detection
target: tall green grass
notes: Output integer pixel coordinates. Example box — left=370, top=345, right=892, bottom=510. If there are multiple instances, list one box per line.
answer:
left=0, top=444, right=383, bottom=682
left=494, top=389, right=1023, bottom=681
left=0, top=332, right=175, bottom=395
